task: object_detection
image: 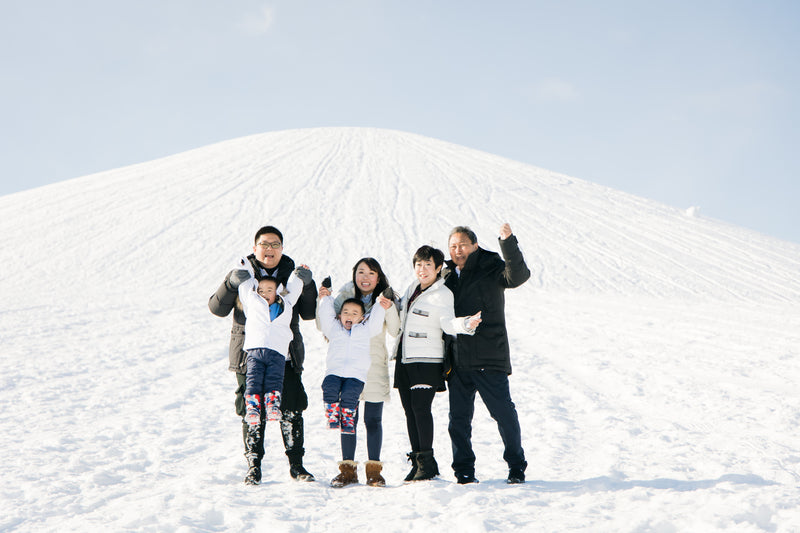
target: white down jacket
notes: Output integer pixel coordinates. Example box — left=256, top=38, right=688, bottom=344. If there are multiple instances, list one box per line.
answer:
left=318, top=295, right=387, bottom=382
left=238, top=272, right=303, bottom=356
left=316, top=281, right=400, bottom=402
left=394, top=277, right=473, bottom=364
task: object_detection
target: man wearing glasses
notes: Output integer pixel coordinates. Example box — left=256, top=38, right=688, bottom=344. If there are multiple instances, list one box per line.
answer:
left=209, top=225, right=318, bottom=484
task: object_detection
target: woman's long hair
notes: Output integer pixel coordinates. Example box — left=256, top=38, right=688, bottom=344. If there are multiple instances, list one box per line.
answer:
left=351, top=257, right=390, bottom=304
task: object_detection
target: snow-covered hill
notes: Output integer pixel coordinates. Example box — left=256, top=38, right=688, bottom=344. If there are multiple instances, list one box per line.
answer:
left=2, top=128, right=800, bottom=531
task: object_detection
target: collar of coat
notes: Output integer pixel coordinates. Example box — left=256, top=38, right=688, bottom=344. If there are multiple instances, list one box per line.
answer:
left=246, top=253, right=296, bottom=283
left=444, top=246, right=502, bottom=279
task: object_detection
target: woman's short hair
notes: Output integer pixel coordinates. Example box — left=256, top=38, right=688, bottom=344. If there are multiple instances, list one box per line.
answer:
left=413, top=245, right=445, bottom=269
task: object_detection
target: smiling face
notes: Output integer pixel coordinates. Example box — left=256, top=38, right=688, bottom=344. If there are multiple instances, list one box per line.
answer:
left=256, top=279, right=278, bottom=305
left=448, top=232, right=479, bottom=269
left=339, top=302, right=365, bottom=330
left=414, top=259, right=442, bottom=289
left=354, top=262, right=379, bottom=295
left=253, top=232, right=283, bottom=270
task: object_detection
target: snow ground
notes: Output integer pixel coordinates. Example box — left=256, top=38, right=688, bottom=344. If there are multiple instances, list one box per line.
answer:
left=2, top=128, right=800, bottom=532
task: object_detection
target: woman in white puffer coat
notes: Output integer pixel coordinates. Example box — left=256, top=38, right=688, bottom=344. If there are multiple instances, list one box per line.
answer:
left=393, top=245, right=482, bottom=482
left=318, top=257, right=400, bottom=486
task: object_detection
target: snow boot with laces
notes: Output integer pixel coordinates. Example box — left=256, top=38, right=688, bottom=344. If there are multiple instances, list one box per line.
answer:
left=404, top=451, right=419, bottom=482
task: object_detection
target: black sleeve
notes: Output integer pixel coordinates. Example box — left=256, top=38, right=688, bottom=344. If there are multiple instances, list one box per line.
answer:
left=295, top=278, right=319, bottom=320
left=498, top=235, right=531, bottom=289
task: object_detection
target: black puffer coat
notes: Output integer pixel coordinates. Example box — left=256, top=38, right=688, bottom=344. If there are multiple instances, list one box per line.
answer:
left=443, top=236, right=530, bottom=375
left=208, top=253, right=318, bottom=373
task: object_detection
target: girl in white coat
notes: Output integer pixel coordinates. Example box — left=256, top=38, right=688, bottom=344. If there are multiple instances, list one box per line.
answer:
left=393, top=246, right=481, bottom=482
left=317, top=257, right=400, bottom=486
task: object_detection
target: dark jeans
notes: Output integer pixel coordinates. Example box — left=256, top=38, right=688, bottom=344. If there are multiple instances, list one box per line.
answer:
left=447, top=368, right=526, bottom=476
left=235, top=361, right=309, bottom=464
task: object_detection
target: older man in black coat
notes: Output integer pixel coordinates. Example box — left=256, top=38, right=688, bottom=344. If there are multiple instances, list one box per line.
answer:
left=444, top=223, right=530, bottom=484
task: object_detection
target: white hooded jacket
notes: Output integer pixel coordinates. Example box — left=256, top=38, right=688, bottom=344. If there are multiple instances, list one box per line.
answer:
left=238, top=271, right=303, bottom=357
left=318, top=295, right=387, bottom=382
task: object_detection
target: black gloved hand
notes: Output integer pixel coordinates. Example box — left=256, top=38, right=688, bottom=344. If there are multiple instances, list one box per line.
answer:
left=226, top=269, right=251, bottom=290
left=321, top=276, right=332, bottom=289
left=294, top=266, right=313, bottom=286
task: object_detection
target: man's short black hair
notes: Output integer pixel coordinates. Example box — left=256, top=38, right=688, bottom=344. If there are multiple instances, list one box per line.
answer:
left=254, top=226, right=284, bottom=245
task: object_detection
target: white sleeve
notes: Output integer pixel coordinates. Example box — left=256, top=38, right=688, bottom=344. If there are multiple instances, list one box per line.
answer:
left=318, top=296, right=338, bottom=338
left=363, top=303, right=387, bottom=337
left=237, top=277, right=258, bottom=316
left=438, top=289, right=473, bottom=336
left=283, top=272, right=304, bottom=307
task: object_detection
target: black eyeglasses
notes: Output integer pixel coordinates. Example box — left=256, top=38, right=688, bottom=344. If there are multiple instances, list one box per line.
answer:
left=257, top=241, right=282, bottom=249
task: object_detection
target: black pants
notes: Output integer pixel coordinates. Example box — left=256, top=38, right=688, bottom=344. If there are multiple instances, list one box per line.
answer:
left=447, top=368, right=526, bottom=476
left=235, top=361, right=309, bottom=464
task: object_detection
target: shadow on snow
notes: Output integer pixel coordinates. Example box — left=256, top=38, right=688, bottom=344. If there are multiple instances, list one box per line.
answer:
left=528, top=473, right=776, bottom=493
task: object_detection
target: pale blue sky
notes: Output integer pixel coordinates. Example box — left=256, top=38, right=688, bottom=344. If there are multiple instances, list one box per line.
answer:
left=2, top=1, right=798, bottom=243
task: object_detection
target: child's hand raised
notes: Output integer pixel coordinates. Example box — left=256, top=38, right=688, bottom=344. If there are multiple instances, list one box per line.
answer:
left=319, top=286, right=331, bottom=299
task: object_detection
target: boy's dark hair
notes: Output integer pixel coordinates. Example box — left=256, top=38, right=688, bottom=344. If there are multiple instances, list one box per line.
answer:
left=254, top=225, right=284, bottom=245
left=449, top=226, right=478, bottom=244
left=413, top=245, right=445, bottom=269
left=340, top=297, right=366, bottom=315
left=351, top=257, right=390, bottom=304
left=258, top=276, right=279, bottom=287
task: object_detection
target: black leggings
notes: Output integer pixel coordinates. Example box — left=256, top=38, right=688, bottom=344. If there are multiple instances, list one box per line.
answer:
left=398, top=385, right=437, bottom=452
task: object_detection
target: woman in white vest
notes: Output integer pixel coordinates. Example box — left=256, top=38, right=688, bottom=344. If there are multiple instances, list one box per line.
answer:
left=393, top=245, right=482, bottom=482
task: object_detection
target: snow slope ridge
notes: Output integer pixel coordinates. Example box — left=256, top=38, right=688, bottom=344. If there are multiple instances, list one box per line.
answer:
left=2, top=127, right=800, bottom=532
left=2, top=127, right=799, bottom=303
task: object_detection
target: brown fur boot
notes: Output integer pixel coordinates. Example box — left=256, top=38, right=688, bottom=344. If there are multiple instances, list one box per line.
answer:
left=330, top=460, right=358, bottom=488
left=365, top=460, right=385, bottom=487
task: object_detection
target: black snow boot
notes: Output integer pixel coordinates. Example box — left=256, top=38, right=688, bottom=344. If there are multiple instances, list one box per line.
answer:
left=244, top=426, right=262, bottom=485
left=404, top=451, right=419, bottom=482
left=411, top=450, right=439, bottom=481
left=507, top=462, right=527, bottom=484
left=289, top=461, right=315, bottom=482
left=282, top=411, right=314, bottom=481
